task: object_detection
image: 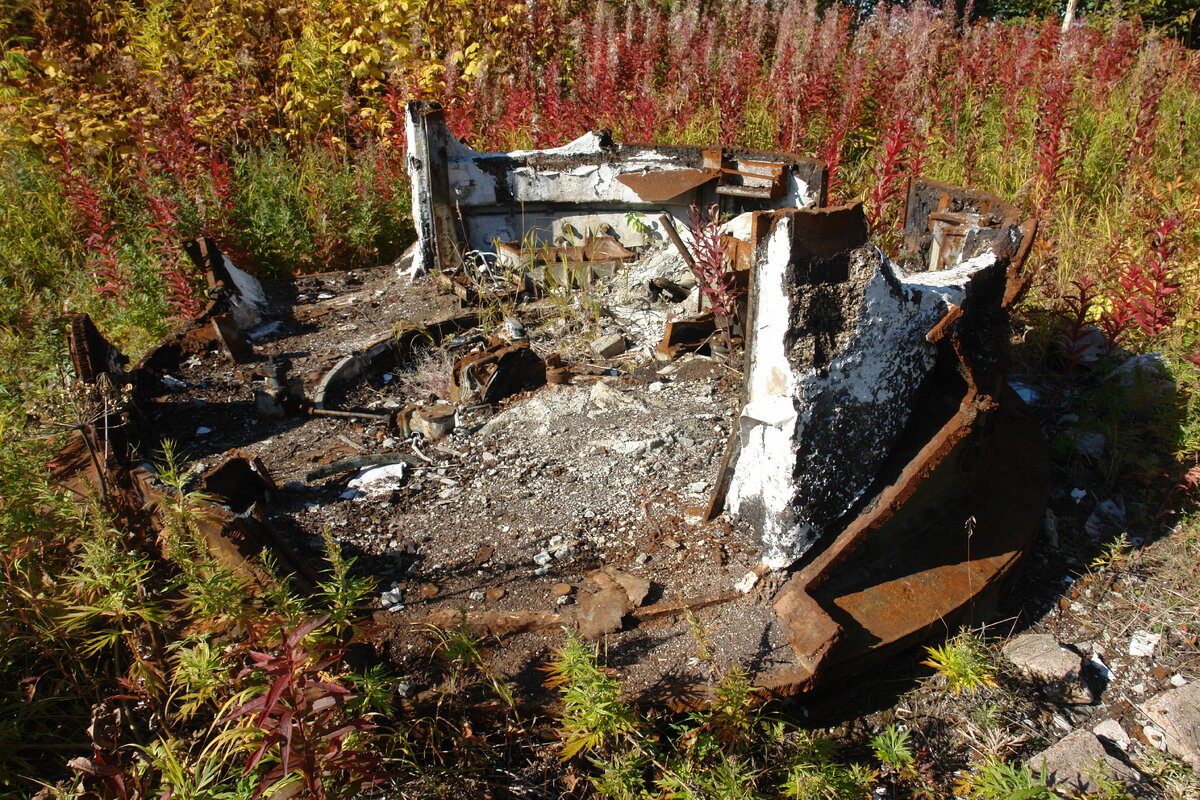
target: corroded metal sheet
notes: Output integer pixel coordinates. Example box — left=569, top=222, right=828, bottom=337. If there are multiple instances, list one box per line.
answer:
left=616, top=168, right=715, bottom=202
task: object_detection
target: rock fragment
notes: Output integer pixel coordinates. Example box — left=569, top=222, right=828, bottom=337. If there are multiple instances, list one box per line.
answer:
left=1002, top=633, right=1094, bottom=704
left=1026, top=729, right=1140, bottom=795
left=1128, top=630, right=1161, bottom=658
left=1092, top=719, right=1130, bottom=751
left=1140, top=683, right=1200, bottom=767
left=591, top=333, right=627, bottom=358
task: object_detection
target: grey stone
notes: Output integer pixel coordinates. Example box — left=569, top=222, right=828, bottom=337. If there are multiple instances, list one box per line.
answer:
left=1074, top=431, right=1106, bottom=460
left=589, top=381, right=645, bottom=412
left=1092, top=719, right=1130, bottom=751
left=1109, top=352, right=1172, bottom=391
left=1002, top=634, right=1094, bottom=704
left=591, top=333, right=627, bottom=358
left=1140, top=684, right=1200, bottom=768
left=1084, top=498, right=1126, bottom=539
left=1043, top=508, right=1059, bottom=549
left=1026, top=729, right=1140, bottom=795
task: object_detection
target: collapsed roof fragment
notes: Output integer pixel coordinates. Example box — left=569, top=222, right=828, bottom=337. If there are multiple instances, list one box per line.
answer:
left=49, top=101, right=1048, bottom=702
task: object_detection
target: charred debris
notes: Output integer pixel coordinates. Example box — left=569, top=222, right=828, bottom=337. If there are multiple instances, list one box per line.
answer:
left=51, top=100, right=1049, bottom=703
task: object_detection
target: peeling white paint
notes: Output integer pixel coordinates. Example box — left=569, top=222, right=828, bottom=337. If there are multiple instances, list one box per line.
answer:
left=728, top=217, right=803, bottom=561
left=729, top=220, right=1000, bottom=567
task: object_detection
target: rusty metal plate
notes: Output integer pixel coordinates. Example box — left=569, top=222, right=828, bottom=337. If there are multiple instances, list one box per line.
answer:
left=617, top=169, right=715, bottom=202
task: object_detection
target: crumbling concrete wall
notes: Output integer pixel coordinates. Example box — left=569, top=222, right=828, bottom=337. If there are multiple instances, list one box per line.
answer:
left=727, top=204, right=1007, bottom=568
left=406, top=101, right=825, bottom=274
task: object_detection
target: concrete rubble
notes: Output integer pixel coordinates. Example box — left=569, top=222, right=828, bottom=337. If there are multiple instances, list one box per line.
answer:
left=1139, top=683, right=1200, bottom=768
left=1026, top=729, right=1141, bottom=795
left=1002, top=633, right=1095, bottom=704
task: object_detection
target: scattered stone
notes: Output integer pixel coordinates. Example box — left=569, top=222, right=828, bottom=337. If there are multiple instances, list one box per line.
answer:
left=1071, top=488, right=1087, bottom=503
left=1140, top=683, right=1200, bottom=767
left=380, top=584, right=405, bottom=612
left=574, top=584, right=628, bottom=640
left=589, top=380, right=644, bottom=411
left=1002, top=633, right=1094, bottom=704
left=1110, top=352, right=1172, bottom=390
left=1084, top=498, right=1125, bottom=539
left=419, top=583, right=440, bottom=599
left=591, top=333, right=627, bottom=358
left=735, top=570, right=760, bottom=594
left=1042, top=508, right=1059, bottom=549
left=1143, top=724, right=1168, bottom=750
left=1074, top=431, right=1106, bottom=460
left=474, top=545, right=495, bottom=564
left=485, top=587, right=506, bottom=602
left=1026, top=729, right=1140, bottom=795
left=551, top=583, right=573, bottom=597
left=635, top=553, right=651, bottom=565
left=1128, top=630, right=1161, bottom=658
left=1170, top=674, right=1187, bottom=688
left=468, top=590, right=485, bottom=601
left=1093, top=719, right=1131, bottom=751
left=606, top=437, right=665, bottom=456
left=533, top=550, right=552, bottom=566
left=661, top=538, right=681, bottom=550
left=196, top=426, right=212, bottom=436
left=598, top=567, right=650, bottom=608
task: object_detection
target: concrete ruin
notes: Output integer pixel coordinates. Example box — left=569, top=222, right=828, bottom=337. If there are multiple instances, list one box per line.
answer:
left=406, top=100, right=1039, bottom=573
left=49, top=102, right=1048, bottom=702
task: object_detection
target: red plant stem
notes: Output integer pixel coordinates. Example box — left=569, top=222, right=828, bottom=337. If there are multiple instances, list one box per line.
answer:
left=54, top=134, right=128, bottom=306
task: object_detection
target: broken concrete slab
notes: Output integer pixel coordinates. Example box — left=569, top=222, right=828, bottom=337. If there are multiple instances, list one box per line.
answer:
left=1140, top=683, right=1200, bottom=768
left=1002, top=633, right=1094, bottom=704
left=591, top=333, right=627, bottom=358
left=1026, top=729, right=1141, bottom=796
left=727, top=202, right=1011, bottom=567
